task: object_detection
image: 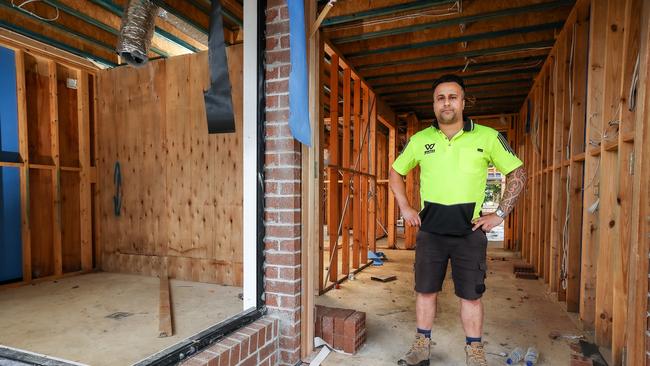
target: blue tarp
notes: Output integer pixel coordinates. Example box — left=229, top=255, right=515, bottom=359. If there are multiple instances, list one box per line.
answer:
left=287, top=0, right=312, bottom=146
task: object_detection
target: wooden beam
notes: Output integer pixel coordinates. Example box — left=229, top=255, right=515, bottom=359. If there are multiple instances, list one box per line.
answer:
left=566, top=1, right=590, bottom=313
left=77, top=70, right=92, bottom=271
left=14, top=49, right=31, bottom=283
left=158, top=262, right=173, bottom=338
left=48, top=60, right=63, bottom=277
left=301, top=0, right=318, bottom=355
left=368, top=90, right=377, bottom=254
left=387, top=125, right=397, bottom=248
left=625, top=0, right=650, bottom=362
left=341, top=68, right=351, bottom=276
left=595, top=0, right=627, bottom=347
left=360, top=86, right=369, bottom=264
left=352, top=77, right=361, bottom=270
left=403, top=113, right=419, bottom=249
left=580, top=0, right=607, bottom=329
left=327, top=54, right=340, bottom=284
left=611, top=0, right=642, bottom=361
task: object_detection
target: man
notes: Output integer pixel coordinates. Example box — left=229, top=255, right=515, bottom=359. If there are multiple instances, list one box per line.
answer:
left=390, top=74, right=527, bottom=366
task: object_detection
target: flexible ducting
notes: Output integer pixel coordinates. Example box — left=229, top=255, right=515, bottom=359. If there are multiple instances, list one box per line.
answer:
left=116, top=0, right=158, bottom=67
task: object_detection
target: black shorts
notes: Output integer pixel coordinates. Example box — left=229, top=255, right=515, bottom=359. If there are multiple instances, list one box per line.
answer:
left=414, top=229, right=488, bottom=300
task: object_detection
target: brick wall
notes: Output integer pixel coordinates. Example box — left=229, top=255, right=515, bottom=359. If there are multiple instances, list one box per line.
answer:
left=183, top=318, right=279, bottom=366
left=263, top=1, right=303, bottom=365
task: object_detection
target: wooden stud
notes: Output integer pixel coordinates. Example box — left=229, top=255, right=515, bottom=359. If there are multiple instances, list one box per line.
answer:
left=549, top=42, right=564, bottom=294
left=14, top=49, right=32, bottom=283
left=566, top=1, right=590, bottom=313
left=341, top=68, right=351, bottom=276
left=595, top=0, right=626, bottom=347
left=77, top=70, right=92, bottom=271
left=48, top=60, right=63, bottom=277
left=625, top=0, right=650, bottom=362
left=327, top=54, right=340, bottom=284
left=352, top=76, right=361, bottom=270
left=368, top=90, right=377, bottom=254
left=579, top=0, right=607, bottom=329
left=611, top=0, right=642, bottom=361
left=387, top=125, right=397, bottom=248
left=158, top=260, right=173, bottom=338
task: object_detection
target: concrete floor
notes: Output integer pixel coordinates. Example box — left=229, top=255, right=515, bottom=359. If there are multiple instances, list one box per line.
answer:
left=316, top=243, right=586, bottom=366
left=0, top=272, right=242, bottom=366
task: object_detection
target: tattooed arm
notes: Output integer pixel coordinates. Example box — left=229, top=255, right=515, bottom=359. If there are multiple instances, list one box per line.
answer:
left=472, top=165, right=527, bottom=232
left=498, top=166, right=527, bottom=215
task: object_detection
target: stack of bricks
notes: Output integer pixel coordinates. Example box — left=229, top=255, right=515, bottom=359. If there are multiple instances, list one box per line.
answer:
left=315, top=305, right=366, bottom=354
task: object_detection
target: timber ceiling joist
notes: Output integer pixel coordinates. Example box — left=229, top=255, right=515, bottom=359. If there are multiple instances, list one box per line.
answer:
left=0, top=0, right=243, bottom=68
left=320, top=0, right=575, bottom=120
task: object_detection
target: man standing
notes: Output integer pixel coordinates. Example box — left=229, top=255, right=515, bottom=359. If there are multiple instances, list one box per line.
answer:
left=390, top=74, right=527, bottom=366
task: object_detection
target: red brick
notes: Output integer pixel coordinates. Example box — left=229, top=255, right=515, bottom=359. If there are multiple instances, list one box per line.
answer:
left=258, top=341, right=276, bottom=361
left=265, top=265, right=279, bottom=279
left=265, top=279, right=300, bottom=294
left=266, top=79, right=289, bottom=94
left=333, top=309, right=355, bottom=350
left=266, top=109, right=290, bottom=123
left=265, top=210, right=301, bottom=224
left=279, top=266, right=300, bottom=280
left=265, top=224, right=300, bottom=238
left=266, top=251, right=301, bottom=266
left=280, top=34, right=290, bottom=48
left=265, top=140, right=300, bottom=154
left=265, top=151, right=301, bottom=166
left=266, top=21, right=289, bottom=35
left=265, top=7, right=279, bottom=23
left=280, top=348, right=301, bottom=365
left=344, top=311, right=366, bottom=339
left=322, top=312, right=334, bottom=345
left=239, top=354, right=257, bottom=366
left=264, top=167, right=300, bottom=180
left=265, top=195, right=301, bottom=210
left=267, top=0, right=286, bottom=8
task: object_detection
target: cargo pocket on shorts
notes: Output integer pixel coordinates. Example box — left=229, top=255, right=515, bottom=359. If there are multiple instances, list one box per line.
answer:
left=475, top=262, right=487, bottom=295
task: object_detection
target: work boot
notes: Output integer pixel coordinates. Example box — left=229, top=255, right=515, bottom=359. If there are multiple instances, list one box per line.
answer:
left=397, top=333, right=430, bottom=366
left=465, top=341, right=488, bottom=366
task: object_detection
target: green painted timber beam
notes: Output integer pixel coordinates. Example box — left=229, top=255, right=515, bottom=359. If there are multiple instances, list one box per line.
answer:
left=0, top=20, right=117, bottom=67
left=347, top=22, right=564, bottom=58
left=372, top=67, right=541, bottom=89
left=332, top=0, right=574, bottom=44
left=365, top=56, right=546, bottom=81
left=322, top=0, right=456, bottom=27
left=379, top=78, right=534, bottom=97
left=358, top=40, right=555, bottom=70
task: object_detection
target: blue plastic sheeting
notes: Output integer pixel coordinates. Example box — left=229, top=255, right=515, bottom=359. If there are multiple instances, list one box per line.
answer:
left=0, top=46, right=20, bottom=156
left=0, top=167, right=22, bottom=282
left=287, top=0, right=311, bottom=146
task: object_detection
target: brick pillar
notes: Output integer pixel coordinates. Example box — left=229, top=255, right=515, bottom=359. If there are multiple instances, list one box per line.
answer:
left=264, top=1, right=303, bottom=365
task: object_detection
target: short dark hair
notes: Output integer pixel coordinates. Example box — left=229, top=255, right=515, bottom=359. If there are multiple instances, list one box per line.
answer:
left=432, top=74, right=465, bottom=95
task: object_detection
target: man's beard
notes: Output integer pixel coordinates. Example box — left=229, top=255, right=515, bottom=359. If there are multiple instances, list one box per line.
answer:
left=436, top=110, right=458, bottom=124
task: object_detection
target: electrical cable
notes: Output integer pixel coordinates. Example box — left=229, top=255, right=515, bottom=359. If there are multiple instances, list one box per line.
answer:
left=11, top=0, right=59, bottom=21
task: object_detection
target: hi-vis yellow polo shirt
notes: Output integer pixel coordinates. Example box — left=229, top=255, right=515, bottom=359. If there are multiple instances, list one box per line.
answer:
left=392, top=119, right=523, bottom=236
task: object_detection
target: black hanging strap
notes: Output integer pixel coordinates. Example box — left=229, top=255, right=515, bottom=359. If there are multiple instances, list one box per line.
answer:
left=204, top=0, right=235, bottom=134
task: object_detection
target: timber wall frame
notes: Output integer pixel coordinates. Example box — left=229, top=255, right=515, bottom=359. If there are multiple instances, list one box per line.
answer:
left=0, top=35, right=97, bottom=287
left=517, top=0, right=650, bottom=363
left=319, top=41, right=398, bottom=294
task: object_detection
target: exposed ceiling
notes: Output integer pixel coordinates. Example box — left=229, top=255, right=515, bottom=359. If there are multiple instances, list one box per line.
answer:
left=0, top=0, right=575, bottom=120
left=0, top=0, right=243, bottom=68
left=320, top=0, right=575, bottom=121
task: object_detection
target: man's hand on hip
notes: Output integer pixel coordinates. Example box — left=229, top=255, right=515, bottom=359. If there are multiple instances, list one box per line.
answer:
left=402, top=206, right=422, bottom=227
left=471, top=213, right=503, bottom=232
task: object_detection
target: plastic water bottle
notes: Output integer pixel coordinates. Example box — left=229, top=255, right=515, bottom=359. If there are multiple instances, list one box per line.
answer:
left=524, top=347, right=538, bottom=366
left=506, top=347, right=524, bottom=364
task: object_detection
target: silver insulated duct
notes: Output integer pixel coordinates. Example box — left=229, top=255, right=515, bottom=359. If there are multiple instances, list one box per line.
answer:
left=116, top=0, right=158, bottom=67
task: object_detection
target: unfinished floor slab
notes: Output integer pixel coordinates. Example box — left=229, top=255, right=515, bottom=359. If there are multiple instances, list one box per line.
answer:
left=0, top=272, right=242, bottom=366
left=316, top=245, right=585, bottom=366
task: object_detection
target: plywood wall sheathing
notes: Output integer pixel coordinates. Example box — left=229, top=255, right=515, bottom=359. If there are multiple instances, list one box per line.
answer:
left=97, top=47, right=243, bottom=286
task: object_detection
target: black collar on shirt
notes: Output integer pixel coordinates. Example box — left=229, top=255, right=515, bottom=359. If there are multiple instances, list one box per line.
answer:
left=432, top=117, right=474, bottom=132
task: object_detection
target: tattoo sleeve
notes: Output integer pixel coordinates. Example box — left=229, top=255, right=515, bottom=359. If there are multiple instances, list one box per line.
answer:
left=499, top=166, right=527, bottom=215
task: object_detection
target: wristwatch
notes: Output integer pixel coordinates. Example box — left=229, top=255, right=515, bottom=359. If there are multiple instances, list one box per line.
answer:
left=495, top=208, right=507, bottom=219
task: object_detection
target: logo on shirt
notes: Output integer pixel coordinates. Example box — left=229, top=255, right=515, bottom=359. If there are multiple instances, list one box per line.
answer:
left=424, top=143, right=435, bottom=155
